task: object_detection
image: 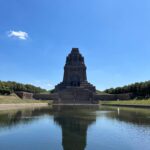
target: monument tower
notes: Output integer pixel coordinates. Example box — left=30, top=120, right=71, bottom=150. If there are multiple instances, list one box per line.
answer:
left=54, top=48, right=96, bottom=103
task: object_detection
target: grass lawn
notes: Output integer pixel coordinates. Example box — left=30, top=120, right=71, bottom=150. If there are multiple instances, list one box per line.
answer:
left=0, top=95, right=52, bottom=104
left=100, top=99, right=150, bottom=106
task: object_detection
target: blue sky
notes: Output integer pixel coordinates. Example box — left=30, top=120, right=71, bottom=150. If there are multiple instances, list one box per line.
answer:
left=0, top=0, right=150, bottom=90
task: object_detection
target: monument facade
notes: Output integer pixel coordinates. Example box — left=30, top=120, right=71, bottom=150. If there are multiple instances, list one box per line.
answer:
left=53, top=48, right=97, bottom=104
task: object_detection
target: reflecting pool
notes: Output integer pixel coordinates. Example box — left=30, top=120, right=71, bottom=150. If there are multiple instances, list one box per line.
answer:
left=0, top=105, right=150, bottom=150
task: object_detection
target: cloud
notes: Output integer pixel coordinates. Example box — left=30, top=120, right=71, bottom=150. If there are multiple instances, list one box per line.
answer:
left=47, top=83, right=53, bottom=87
left=31, top=80, right=54, bottom=90
left=8, top=30, right=28, bottom=40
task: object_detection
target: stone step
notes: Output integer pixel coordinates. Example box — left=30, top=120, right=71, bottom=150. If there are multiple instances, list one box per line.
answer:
left=57, top=88, right=94, bottom=102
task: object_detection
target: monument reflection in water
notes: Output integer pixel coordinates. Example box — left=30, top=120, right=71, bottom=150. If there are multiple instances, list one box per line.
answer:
left=0, top=106, right=150, bottom=150
left=53, top=106, right=97, bottom=150
left=0, top=106, right=98, bottom=150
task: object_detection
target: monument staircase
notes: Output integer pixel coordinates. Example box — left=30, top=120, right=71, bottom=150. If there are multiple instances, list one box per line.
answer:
left=53, top=87, right=98, bottom=104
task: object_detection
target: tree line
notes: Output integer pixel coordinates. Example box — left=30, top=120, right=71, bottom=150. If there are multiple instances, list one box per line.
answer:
left=0, top=81, right=47, bottom=95
left=104, top=80, right=150, bottom=99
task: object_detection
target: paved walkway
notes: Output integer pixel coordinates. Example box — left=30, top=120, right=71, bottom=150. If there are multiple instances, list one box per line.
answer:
left=0, top=103, right=48, bottom=111
left=102, top=104, right=150, bottom=108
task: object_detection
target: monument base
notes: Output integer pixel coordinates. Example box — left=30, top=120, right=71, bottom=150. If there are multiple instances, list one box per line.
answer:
left=53, top=87, right=98, bottom=104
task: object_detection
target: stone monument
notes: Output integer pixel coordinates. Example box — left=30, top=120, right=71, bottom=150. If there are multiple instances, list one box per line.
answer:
left=33, top=48, right=132, bottom=101
left=53, top=48, right=97, bottom=104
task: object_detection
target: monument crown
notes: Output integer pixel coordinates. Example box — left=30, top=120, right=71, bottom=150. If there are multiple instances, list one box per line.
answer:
left=63, top=48, right=87, bottom=86
left=66, top=48, right=85, bottom=66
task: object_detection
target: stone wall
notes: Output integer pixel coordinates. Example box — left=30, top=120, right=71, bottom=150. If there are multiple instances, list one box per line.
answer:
left=94, top=93, right=133, bottom=101
left=33, top=93, right=58, bottom=100
left=33, top=94, right=52, bottom=100
left=15, top=91, right=33, bottom=99
left=33, top=93, right=133, bottom=101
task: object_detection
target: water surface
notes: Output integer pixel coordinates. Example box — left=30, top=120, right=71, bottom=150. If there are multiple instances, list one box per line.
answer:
left=0, top=105, right=150, bottom=150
